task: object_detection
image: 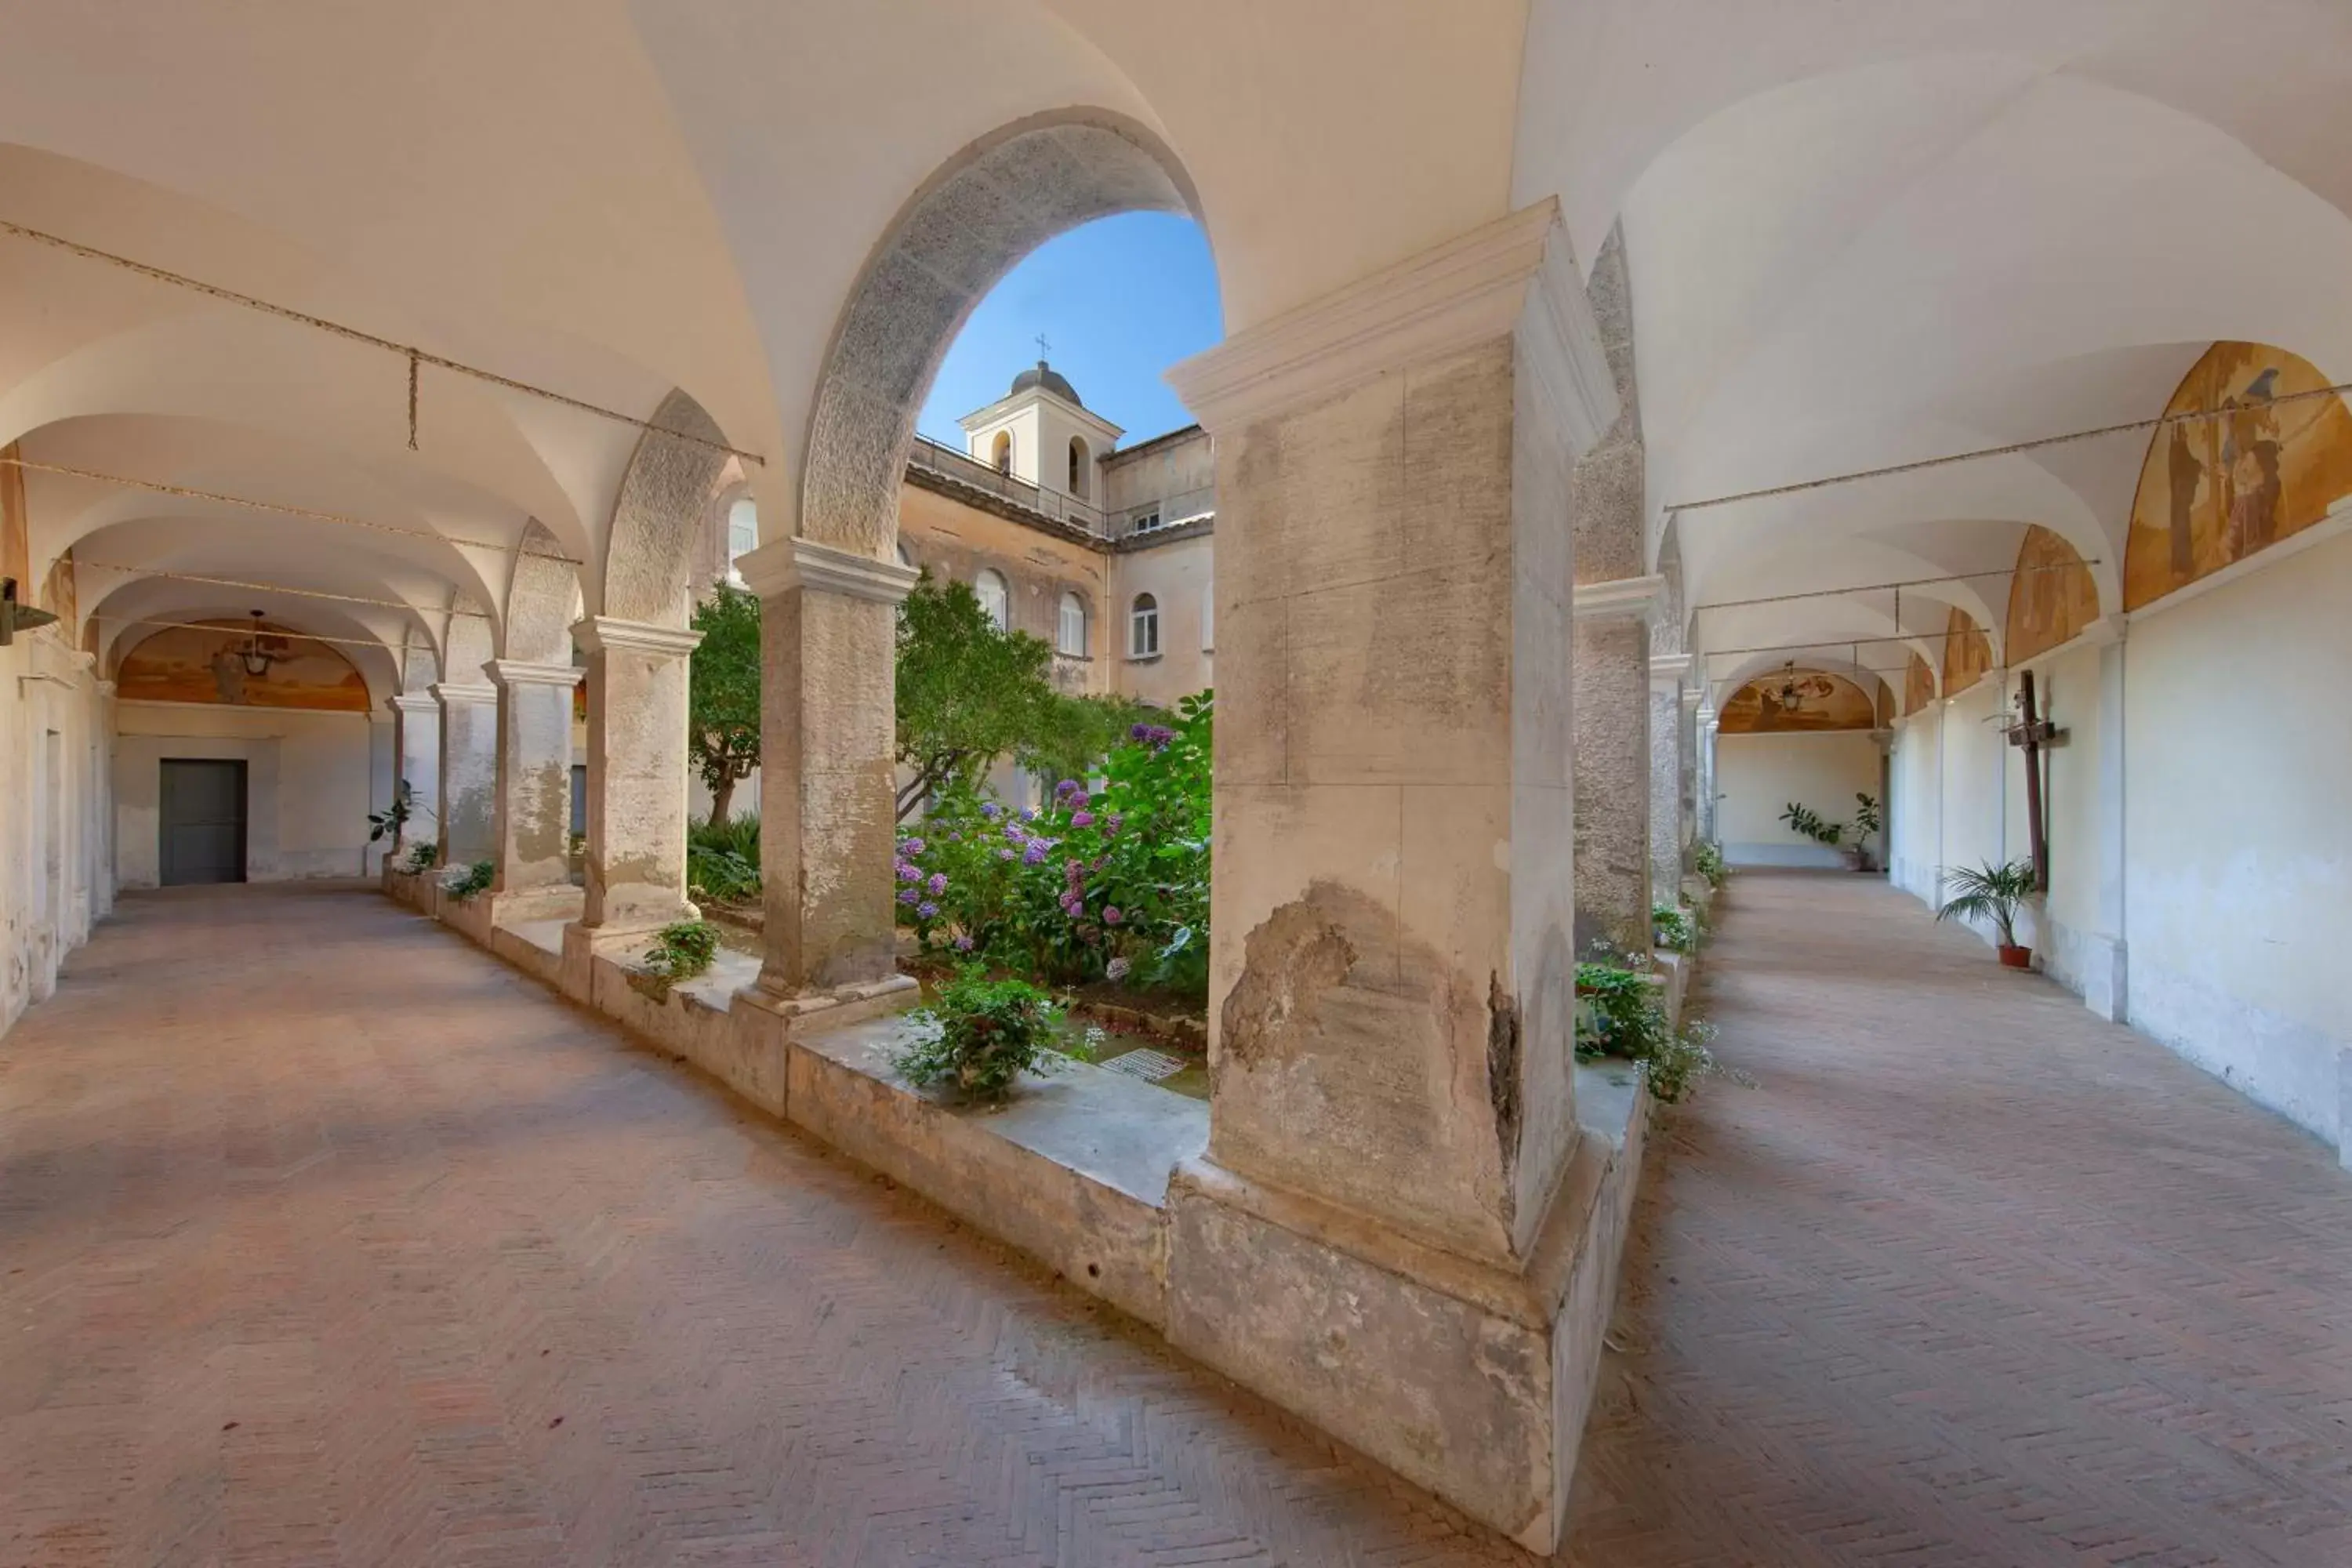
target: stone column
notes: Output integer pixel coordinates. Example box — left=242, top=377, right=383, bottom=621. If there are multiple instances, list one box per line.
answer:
left=432, top=681, right=498, bottom=868
left=568, top=618, right=701, bottom=943
left=1650, top=655, right=1692, bottom=904
left=387, top=693, right=441, bottom=858
left=1568, top=224, right=1656, bottom=955
left=1163, top=201, right=1624, bottom=1554
left=737, top=538, right=919, bottom=1011
left=1697, top=709, right=1720, bottom=844
left=485, top=659, right=583, bottom=923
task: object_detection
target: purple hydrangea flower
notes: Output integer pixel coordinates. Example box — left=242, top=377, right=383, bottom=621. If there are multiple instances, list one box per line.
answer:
left=1022, top=844, right=1048, bottom=865
left=1105, top=813, right=1124, bottom=833
left=897, top=889, right=919, bottom=906
left=996, top=848, right=1015, bottom=862
left=926, top=872, right=948, bottom=896
left=1065, top=858, right=1083, bottom=877
left=896, top=861, right=920, bottom=883
left=1004, top=822, right=1025, bottom=841
left=902, top=837, right=925, bottom=856
left=1021, top=808, right=1038, bottom=822
left=979, top=801, right=1000, bottom=819
left=953, top=935, right=975, bottom=952
left=916, top=902, right=938, bottom=920
left=1102, top=906, right=1123, bottom=925
left=1070, top=811, right=1095, bottom=828
left=1054, top=779, right=1080, bottom=798
left=1128, top=722, right=1150, bottom=741
left=1069, top=790, right=1090, bottom=811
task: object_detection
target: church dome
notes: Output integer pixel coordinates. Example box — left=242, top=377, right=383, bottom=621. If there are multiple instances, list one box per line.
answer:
left=1011, top=359, right=1082, bottom=408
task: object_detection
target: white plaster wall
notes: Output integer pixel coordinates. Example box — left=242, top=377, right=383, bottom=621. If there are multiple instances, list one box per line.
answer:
left=114, top=701, right=392, bottom=888
left=2123, top=531, right=2351, bottom=1149
left=1936, top=684, right=2006, bottom=892
left=1110, top=533, right=1215, bottom=709
left=0, top=629, right=111, bottom=1037
left=1889, top=715, right=1942, bottom=902
left=1716, top=731, right=1881, bottom=867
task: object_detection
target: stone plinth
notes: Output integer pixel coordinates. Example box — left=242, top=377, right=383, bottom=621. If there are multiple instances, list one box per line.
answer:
left=432, top=681, right=498, bottom=867
left=1166, top=199, right=1625, bottom=1552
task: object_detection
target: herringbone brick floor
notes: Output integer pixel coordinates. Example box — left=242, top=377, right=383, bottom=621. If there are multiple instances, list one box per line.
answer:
left=4, top=879, right=2348, bottom=1566
left=1562, top=869, right=2352, bottom=1566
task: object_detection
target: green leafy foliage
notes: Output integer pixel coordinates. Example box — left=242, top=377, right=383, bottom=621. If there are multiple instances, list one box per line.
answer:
left=1693, top=840, right=1728, bottom=888
left=639, top=919, right=720, bottom=995
left=689, top=583, right=762, bottom=827
left=1653, top=902, right=1699, bottom=955
left=1935, top=858, right=2037, bottom=948
left=1574, top=958, right=1720, bottom=1104
left=1780, top=801, right=1845, bottom=846
left=895, top=694, right=1212, bottom=1003
left=1851, top=792, right=1882, bottom=837
left=444, top=858, right=494, bottom=900
left=686, top=814, right=761, bottom=903
left=894, top=573, right=1145, bottom=822
left=367, top=779, right=412, bottom=844
left=398, top=840, right=438, bottom=874
left=895, top=967, right=1079, bottom=1103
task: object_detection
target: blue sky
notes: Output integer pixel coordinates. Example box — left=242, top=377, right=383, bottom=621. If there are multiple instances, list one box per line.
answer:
left=916, top=212, right=1221, bottom=448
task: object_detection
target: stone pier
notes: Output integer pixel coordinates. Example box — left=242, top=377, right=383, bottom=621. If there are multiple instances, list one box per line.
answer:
left=565, top=617, right=701, bottom=971
left=485, top=659, right=583, bottom=922
left=433, top=681, right=499, bottom=868
left=1164, top=200, right=1635, bottom=1554
left=387, top=691, right=441, bottom=860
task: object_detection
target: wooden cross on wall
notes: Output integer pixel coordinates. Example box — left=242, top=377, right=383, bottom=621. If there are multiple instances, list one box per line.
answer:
left=2004, top=669, right=2067, bottom=892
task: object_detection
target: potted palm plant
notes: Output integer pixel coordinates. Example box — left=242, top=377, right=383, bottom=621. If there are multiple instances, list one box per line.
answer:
left=1936, top=858, right=2038, bottom=968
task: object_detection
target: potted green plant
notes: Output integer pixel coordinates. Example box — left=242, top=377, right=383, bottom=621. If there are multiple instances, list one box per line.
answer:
left=1849, top=793, right=1882, bottom=873
left=1936, top=858, right=2038, bottom=968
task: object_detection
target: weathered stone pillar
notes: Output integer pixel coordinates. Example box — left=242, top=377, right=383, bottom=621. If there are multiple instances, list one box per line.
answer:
left=739, top=537, right=920, bottom=1006
left=387, top=693, right=441, bottom=858
left=1163, top=201, right=1624, bottom=1554
left=1650, top=655, right=1693, bottom=904
left=1568, top=227, right=1656, bottom=955
left=1697, top=709, right=1720, bottom=845
left=485, top=659, right=583, bottom=922
left=568, top=618, right=701, bottom=938
left=432, top=681, right=498, bottom=868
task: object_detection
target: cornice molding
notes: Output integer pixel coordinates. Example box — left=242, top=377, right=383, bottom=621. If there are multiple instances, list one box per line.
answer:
left=1166, top=199, right=1618, bottom=446
left=1648, top=652, right=1693, bottom=685
left=387, top=693, right=439, bottom=713
left=572, top=616, right=703, bottom=659
left=1571, top=573, right=1666, bottom=622
left=485, top=659, right=586, bottom=690
left=737, top=536, right=922, bottom=606
left=428, top=681, right=496, bottom=705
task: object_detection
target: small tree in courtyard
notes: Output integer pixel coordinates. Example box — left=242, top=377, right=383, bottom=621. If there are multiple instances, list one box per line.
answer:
left=894, top=574, right=1141, bottom=822
left=688, top=581, right=762, bottom=826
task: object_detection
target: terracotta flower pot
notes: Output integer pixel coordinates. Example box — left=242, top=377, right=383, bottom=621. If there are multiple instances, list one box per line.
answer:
left=1997, top=944, right=2033, bottom=970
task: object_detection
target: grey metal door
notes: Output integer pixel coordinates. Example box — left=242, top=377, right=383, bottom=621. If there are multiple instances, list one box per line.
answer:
left=159, top=759, right=247, bottom=886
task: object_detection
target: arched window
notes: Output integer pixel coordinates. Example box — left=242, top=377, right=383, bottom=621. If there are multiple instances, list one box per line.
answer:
left=1057, top=591, right=1087, bottom=656
left=726, top=495, right=757, bottom=573
left=1130, top=593, right=1160, bottom=658
left=975, top=569, right=1009, bottom=630
left=1068, top=437, right=1089, bottom=497
left=991, top=430, right=1013, bottom=474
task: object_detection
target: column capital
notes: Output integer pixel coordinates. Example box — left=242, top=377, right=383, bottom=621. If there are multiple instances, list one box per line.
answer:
left=429, top=681, right=496, bottom=706
left=572, top=616, right=702, bottom=659
left=735, top=535, right=920, bottom=606
left=1167, top=198, right=1617, bottom=447
left=1572, top=573, right=1667, bottom=622
left=1648, top=652, right=1693, bottom=687
left=485, top=658, right=586, bottom=690
left=387, top=692, right=439, bottom=715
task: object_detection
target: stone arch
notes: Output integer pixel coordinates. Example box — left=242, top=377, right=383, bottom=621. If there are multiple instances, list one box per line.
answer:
left=399, top=630, right=440, bottom=695
left=604, top=389, right=732, bottom=629
left=799, top=110, right=1200, bottom=556
left=442, top=595, right=495, bottom=685
left=503, top=520, right=580, bottom=663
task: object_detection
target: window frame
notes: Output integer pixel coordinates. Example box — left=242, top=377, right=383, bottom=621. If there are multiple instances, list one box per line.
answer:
left=1057, top=591, right=1087, bottom=657
left=975, top=568, right=1011, bottom=631
left=1129, top=592, right=1160, bottom=659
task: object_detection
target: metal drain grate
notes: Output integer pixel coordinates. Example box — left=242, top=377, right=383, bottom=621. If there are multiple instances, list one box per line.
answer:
left=1101, top=1047, right=1188, bottom=1083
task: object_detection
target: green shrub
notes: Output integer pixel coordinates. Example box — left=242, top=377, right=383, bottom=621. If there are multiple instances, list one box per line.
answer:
left=639, top=920, right=720, bottom=995
left=1693, top=840, right=1727, bottom=888
left=686, top=815, right=762, bottom=902
left=1653, top=902, right=1699, bottom=955
left=895, top=968, right=1080, bottom=1104
left=1574, top=959, right=1719, bottom=1104
left=399, top=840, right=438, bottom=875
left=444, top=858, right=494, bottom=900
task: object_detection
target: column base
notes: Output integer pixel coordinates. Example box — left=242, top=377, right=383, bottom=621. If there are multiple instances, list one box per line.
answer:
left=1163, top=1065, right=1650, bottom=1555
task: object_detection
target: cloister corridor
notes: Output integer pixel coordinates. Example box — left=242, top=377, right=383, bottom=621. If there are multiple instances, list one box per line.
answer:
left=3, top=876, right=2348, bottom=1568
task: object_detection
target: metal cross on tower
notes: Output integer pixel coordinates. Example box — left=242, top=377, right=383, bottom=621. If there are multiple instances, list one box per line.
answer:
left=1035, top=332, right=1051, bottom=361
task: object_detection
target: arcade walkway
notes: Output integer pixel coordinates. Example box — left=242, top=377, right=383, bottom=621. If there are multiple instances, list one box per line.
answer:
left=2, top=879, right=2347, bottom=1565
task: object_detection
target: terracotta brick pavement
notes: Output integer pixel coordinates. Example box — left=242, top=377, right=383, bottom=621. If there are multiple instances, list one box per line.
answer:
left=5, top=878, right=2348, bottom=1565
left=1563, top=869, right=2352, bottom=1566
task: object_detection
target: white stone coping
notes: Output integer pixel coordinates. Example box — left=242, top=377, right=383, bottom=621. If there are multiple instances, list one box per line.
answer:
left=1166, top=198, right=1617, bottom=449
left=485, top=658, right=586, bottom=689
left=1572, top=573, right=1667, bottom=622
left=428, top=681, right=497, bottom=705
left=735, top=535, right=922, bottom=605
left=386, top=692, right=440, bottom=713
left=572, top=616, right=702, bottom=658
left=1649, top=652, right=1693, bottom=684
